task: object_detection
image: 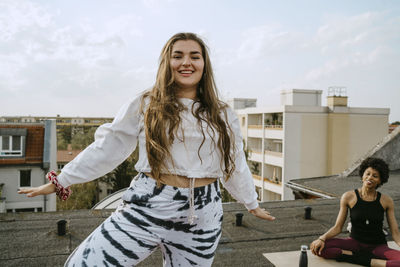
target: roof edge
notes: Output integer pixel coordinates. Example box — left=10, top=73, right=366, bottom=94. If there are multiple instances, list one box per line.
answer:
left=285, top=181, right=336, bottom=199
left=342, top=126, right=400, bottom=177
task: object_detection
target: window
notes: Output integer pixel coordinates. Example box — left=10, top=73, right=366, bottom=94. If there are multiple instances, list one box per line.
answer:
left=0, top=128, right=26, bottom=157
left=0, top=135, right=23, bottom=156
left=15, top=208, right=34, bottom=212
left=20, top=170, right=31, bottom=187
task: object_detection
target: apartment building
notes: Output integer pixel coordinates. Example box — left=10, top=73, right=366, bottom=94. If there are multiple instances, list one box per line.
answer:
left=0, top=116, right=112, bottom=129
left=235, top=89, right=389, bottom=201
left=0, top=120, right=57, bottom=212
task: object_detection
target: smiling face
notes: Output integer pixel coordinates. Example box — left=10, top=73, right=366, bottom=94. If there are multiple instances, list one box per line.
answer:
left=170, top=40, right=204, bottom=97
left=362, top=167, right=381, bottom=189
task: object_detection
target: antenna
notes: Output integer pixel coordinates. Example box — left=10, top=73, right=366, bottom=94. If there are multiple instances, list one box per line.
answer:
left=328, top=86, right=347, bottom=97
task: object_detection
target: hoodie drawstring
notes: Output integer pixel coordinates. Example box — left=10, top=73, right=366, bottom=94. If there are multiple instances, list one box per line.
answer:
left=188, top=178, right=198, bottom=224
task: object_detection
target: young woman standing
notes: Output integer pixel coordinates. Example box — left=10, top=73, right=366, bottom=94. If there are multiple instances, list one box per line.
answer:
left=19, top=32, right=275, bottom=267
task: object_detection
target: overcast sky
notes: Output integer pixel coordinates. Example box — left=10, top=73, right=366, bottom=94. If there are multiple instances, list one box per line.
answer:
left=1, top=0, right=399, bottom=122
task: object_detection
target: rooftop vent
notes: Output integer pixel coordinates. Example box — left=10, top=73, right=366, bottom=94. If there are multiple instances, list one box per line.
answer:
left=57, top=219, right=67, bottom=236
left=235, top=212, right=244, bottom=226
left=304, top=206, right=312, bottom=220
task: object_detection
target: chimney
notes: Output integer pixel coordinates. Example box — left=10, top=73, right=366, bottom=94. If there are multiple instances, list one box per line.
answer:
left=327, top=86, right=348, bottom=107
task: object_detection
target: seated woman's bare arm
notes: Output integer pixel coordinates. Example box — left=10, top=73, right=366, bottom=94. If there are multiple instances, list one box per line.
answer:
left=382, top=194, right=400, bottom=247
left=310, top=191, right=353, bottom=255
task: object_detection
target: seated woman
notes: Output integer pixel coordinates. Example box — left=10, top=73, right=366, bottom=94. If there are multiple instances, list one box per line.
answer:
left=310, top=157, right=400, bottom=267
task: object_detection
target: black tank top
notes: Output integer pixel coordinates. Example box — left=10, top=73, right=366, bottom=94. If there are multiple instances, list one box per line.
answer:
left=350, top=189, right=386, bottom=244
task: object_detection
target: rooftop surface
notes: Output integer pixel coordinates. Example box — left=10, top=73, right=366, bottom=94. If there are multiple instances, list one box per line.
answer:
left=57, top=148, right=82, bottom=163
left=288, top=170, right=400, bottom=198
left=1, top=193, right=400, bottom=266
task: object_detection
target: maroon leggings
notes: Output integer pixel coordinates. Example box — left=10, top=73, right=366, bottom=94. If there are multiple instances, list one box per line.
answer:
left=320, top=237, right=400, bottom=267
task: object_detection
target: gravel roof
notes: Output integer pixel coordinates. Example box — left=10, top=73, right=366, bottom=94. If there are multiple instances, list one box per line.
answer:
left=1, top=195, right=400, bottom=267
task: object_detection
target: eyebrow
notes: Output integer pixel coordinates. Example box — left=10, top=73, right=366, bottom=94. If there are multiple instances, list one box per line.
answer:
left=172, top=50, right=201, bottom=55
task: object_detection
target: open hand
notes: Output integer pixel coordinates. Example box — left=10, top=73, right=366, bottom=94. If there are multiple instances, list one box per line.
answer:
left=18, top=183, right=56, bottom=197
left=249, top=207, right=275, bottom=221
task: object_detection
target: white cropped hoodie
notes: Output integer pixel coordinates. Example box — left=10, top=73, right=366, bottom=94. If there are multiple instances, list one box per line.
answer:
left=58, top=95, right=259, bottom=211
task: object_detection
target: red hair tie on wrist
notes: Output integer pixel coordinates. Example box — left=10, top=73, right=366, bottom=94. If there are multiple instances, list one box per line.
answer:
left=46, top=171, right=72, bottom=201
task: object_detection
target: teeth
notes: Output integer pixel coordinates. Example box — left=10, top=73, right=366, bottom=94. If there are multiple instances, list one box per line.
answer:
left=180, top=71, right=193, bottom=74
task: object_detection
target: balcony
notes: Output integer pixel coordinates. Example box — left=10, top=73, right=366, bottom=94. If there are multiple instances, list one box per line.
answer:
left=264, top=125, right=283, bottom=130
left=264, top=150, right=282, bottom=157
left=248, top=149, right=262, bottom=162
left=247, top=124, right=283, bottom=139
left=247, top=149, right=283, bottom=166
left=252, top=174, right=282, bottom=194
left=253, top=175, right=281, bottom=185
left=264, top=150, right=283, bottom=166
left=248, top=125, right=263, bottom=138
left=264, top=127, right=283, bottom=139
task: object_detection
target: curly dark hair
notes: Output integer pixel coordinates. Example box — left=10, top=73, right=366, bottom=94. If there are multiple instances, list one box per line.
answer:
left=359, top=157, right=389, bottom=188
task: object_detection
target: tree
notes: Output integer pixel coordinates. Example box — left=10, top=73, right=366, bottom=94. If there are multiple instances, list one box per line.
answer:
left=250, top=161, right=260, bottom=175
left=219, top=180, right=236, bottom=203
left=57, top=181, right=98, bottom=210
left=100, top=148, right=139, bottom=193
left=57, top=132, right=68, bottom=150
left=57, top=125, right=97, bottom=150
left=71, top=127, right=96, bottom=150
left=58, top=126, right=72, bottom=144
left=56, top=126, right=102, bottom=210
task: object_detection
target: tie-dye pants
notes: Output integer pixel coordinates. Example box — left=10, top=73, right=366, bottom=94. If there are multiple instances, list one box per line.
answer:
left=65, top=173, right=223, bottom=267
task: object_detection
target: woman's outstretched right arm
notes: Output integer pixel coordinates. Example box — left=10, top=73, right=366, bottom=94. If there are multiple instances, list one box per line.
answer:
left=18, top=183, right=56, bottom=197
left=18, top=95, right=143, bottom=197
left=310, top=191, right=352, bottom=255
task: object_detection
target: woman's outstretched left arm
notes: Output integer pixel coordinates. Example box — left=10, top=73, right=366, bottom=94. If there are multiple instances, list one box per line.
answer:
left=220, top=107, right=275, bottom=221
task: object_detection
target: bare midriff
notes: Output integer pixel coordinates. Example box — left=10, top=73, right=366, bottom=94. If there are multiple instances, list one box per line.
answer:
left=144, top=172, right=217, bottom=188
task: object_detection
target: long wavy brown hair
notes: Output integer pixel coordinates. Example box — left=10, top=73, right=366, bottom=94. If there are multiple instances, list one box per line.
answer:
left=141, top=32, right=235, bottom=185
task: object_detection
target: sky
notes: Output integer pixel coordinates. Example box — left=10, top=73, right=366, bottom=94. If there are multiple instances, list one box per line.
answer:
left=1, top=0, right=400, bottom=122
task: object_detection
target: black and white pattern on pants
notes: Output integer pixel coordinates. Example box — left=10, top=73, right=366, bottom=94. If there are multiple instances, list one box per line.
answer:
left=65, top=173, right=223, bottom=267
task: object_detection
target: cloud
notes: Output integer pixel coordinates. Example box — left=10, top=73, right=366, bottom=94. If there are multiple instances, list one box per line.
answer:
left=1, top=1, right=399, bottom=121
left=0, top=0, right=52, bottom=42
left=213, top=9, right=400, bottom=121
left=0, top=1, right=148, bottom=96
left=140, top=0, right=178, bottom=14
left=0, top=0, right=156, bottom=116
left=304, top=11, right=400, bottom=82
left=236, top=24, right=305, bottom=61
left=314, top=12, right=379, bottom=51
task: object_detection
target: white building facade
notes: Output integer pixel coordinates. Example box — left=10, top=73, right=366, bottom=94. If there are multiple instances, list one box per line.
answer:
left=235, top=89, right=389, bottom=201
left=0, top=120, right=57, bottom=212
